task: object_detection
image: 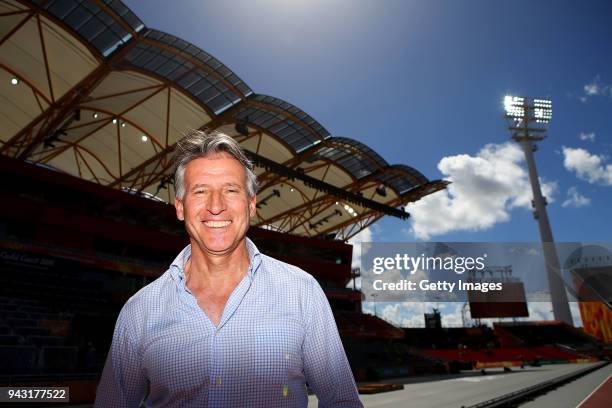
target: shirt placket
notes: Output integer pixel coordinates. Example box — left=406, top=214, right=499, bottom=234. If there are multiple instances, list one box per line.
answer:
left=177, top=266, right=216, bottom=406
left=208, top=327, right=222, bottom=407
left=207, top=266, right=254, bottom=407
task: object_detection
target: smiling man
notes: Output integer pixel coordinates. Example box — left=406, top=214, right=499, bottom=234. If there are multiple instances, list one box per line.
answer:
left=95, top=130, right=362, bottom=407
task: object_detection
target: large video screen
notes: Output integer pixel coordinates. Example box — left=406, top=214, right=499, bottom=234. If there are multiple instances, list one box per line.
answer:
left=468, top=282, right=529, bottom=318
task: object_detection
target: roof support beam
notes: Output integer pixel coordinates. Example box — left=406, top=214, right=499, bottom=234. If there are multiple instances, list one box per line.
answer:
left=36, top=84, right=167, bottom=165
left=249, top=152, right=409, bottom=219
left=0, top=20, right=142, bottom=158
left=0, top=11, right=34, bottom=48
left=0, top=63, right=110, bottom=158
left=335, top=214, right=382, bottom=241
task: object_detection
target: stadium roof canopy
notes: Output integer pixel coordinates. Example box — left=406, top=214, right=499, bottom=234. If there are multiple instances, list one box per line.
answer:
left=0, top=0, right=448, bottom=240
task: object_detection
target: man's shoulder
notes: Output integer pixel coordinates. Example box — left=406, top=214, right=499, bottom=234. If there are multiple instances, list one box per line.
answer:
left=259, top=253, right=317, bottom=285
left=261, top=254, right=318, bottom=296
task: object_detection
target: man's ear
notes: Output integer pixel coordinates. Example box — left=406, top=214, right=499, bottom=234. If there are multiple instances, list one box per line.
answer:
left=175, top=197, right=185, bottom=221
left=248, top=194, right=256, bottom=218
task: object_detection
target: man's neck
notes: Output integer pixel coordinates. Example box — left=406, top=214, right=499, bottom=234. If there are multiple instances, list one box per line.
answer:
left=185, top=241, right=251, bottom=291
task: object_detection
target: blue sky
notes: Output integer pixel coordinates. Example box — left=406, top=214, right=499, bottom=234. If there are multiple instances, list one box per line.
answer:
left=123, top=0, right=612, bottom=325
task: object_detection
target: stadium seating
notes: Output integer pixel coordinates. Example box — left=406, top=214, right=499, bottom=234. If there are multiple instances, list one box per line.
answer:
left=0, top=335, right=25, bottom=346
left=0, top=345, right=37, bottom=374
left=0, top=267, right=123, bottom=376
left=28, top=335, right=65, bottom=347
left=40, top=346, right=79, bottom=373
left=494, top=322, right=598, bottom=347
left=336, top=311, right=405, bottom=339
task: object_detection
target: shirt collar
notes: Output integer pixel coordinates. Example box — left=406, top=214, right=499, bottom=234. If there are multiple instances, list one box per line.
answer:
left=169, top=237, right=263, bottom=287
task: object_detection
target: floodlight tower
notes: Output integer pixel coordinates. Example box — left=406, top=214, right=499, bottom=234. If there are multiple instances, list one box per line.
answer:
left=503, top=96, right=572, bottom=325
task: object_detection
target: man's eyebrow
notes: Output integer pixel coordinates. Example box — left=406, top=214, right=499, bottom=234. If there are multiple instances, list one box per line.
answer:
left=190, top=183, right=242, bottom=189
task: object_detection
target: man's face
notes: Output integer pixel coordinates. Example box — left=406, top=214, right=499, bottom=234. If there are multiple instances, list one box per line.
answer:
left=175, top=153, right=256, bottom=257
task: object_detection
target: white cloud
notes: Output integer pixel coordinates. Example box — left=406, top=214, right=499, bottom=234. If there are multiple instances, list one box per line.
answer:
left=584, top=82, right=601, bottom=96
left=580, top=76, right=611, bottom=101
left=526, top=301, right=554, bottom=321
left=562, top=146, right=612, bottom=185
left=406, top=142, right=557, bottom=240
left=579, top=132, right=596, bottom=142
left=562, top=186, right=591, bottom=208
left=523, top=302, right=581, bottom=327
left=439, top=303, right=464, bottom=327
left=379, top=302, right=426, bottom=327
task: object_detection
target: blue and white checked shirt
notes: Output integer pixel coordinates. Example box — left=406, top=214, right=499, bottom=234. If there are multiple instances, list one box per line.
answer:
left=95, top=238, right=362, bottom=407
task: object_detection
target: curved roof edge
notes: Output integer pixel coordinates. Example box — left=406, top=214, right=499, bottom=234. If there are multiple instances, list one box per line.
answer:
left=313, top=136, right=389, bottom=181
left=32, top=0, right=144, bottom=57
left=141, top=28, right=254, bottom=100
left=229, top=94, right=331, bottom=153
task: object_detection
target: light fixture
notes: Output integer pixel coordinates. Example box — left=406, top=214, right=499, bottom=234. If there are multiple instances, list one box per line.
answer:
left=256, top=189, right=281, bottom=209
left=504, top=95, right=525, bottom=120
left=93, top=113, right=99, bottom=119
left=11, top=77, right=19, bottom=86
left=121, top=122, right=126, bottom=128
left=290, top=187, right=295, bottom=192
left=141, top=135, right=148, bottom=142
left=112, top=118, right=117, bottom=124
left=235, top=116, right=250, bottom=136
left=504, top=95, right=552, bottom=125
left=375, top=186, right=387, bottom=197
left=534, top=99, right=552, bottom=124
left=154, top=175, right=174, bottom=196
left=309, top=209, right=342, bottom=230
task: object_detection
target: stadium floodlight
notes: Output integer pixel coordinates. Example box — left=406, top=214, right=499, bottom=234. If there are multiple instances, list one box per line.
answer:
left=504, top=95, right=525, bottom=120
left=502, top=95, right=572, bottom=325
left=504, top=95, right=552, bottom=142
left=504, top=95, right=552, bottom=124
left=533, top=98, right=552, bottom=124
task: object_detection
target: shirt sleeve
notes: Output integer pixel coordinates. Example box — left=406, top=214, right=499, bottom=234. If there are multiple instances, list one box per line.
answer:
left=302, top=276, right=363, bottom=408
left=95, top=305, right=147, bottom=408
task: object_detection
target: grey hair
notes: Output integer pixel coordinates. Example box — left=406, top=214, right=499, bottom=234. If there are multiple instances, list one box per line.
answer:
left=173, top=129, right=259, bottom=199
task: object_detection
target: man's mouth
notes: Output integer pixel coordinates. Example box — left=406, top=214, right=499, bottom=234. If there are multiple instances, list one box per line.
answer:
left=203, top=220, right=232, bottom=228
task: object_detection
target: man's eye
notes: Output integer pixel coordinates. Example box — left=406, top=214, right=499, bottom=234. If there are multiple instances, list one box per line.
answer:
left=194, top=190, right=205, bottom=194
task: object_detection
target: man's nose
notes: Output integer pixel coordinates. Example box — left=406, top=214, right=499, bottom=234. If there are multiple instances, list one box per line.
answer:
left=206, top=191, right=226, bottom=214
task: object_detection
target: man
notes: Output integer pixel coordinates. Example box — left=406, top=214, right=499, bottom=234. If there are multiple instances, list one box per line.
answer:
left=95, top=130, right=362, bottom=407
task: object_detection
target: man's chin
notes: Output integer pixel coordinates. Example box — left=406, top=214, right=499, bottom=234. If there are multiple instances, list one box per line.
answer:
left=198, top=240, right=241, bottom=256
